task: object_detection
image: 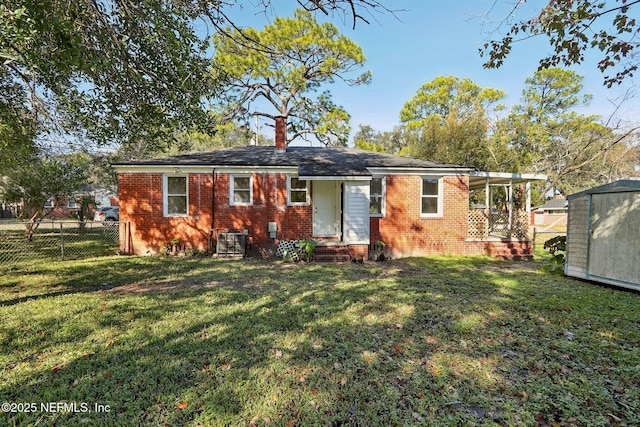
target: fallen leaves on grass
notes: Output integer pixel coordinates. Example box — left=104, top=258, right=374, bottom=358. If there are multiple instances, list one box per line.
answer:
left=3, top=257, right=640, bottom=426
left=52, top=364, right=66, bottom=373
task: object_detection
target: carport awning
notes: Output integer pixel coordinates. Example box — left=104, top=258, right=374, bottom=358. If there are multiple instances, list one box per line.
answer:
left=468, top=171, right=547, bottom=191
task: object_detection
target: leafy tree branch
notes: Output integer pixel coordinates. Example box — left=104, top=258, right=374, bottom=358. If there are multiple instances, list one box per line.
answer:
left=480, top=0, right=640, bottom=87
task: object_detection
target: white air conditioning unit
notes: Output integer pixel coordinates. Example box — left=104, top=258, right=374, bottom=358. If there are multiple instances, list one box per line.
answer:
left=216, top=232, right=246, bottom=256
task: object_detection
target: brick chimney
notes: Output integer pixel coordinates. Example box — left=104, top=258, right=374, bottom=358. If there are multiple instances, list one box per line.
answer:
left=275, top=116, right=286, bottom=153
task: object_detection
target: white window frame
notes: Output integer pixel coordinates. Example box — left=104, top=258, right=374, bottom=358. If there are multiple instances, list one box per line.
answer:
left=230, top=175, right=253, bottom=206
left=369, top=176, right=386, bottom=217
left=67, top=197, right=78, bottom=209
left=287, top=175, right=310, bottom=206
left=163, top=174, right=189, bottom=217
left=420, top=176, right=444, bottom=218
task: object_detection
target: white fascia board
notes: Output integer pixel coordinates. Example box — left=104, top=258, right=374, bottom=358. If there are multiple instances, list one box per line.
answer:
left=115, top=165, right=300, bottom=175
left=366, top=167, right=473, bottom=176
left=114, top=164, right=214, bottom=173
left=471, top=171, right=548, bottom=181
left=213, top=166, right=299, bottom=175
left=301, top=175, right=372, bottom=181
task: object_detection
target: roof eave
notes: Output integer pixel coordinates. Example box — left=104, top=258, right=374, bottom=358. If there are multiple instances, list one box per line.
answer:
left=366, top=166, right=475, bottom=175
left=468, top=171, right=548, bottom=190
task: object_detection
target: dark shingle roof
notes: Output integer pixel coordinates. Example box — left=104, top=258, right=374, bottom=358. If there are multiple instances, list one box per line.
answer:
left=534, top=198, right=568, bottom=211
left=115, top=146, right=474, bottom=177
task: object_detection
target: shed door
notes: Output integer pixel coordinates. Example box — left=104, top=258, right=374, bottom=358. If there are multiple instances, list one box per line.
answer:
left=588, top=192, right=640, bottom=285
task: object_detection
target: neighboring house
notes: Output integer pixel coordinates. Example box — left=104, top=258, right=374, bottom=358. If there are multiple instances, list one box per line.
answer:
left=0, top=202, right=18, bottom=219
left=90, top=185, right=119, bottom=210
left=44, top=196, right=79, bottom=219
left=531, top=197, right=568, bottom=227
left=565, top=180, right=640, bottom=290
left=114, top=142, right=546, bottom=260
left=41, top=186, right=118, bottom=220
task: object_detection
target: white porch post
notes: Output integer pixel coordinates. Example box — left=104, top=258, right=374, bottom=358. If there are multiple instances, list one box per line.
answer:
left=508, top=179, right=513, bottom=236
left=525, top=181, right=532, bottom=239
left=485, top=178, right=490, bottom=237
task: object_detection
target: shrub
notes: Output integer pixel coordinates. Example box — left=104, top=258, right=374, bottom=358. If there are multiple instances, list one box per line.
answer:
left=543, top=235, right=566, bottom=274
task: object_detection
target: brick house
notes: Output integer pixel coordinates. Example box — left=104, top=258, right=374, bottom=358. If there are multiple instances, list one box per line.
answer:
left=531, top=197, right=568, bottom=227
left=114, top=143, right=545, bottom=260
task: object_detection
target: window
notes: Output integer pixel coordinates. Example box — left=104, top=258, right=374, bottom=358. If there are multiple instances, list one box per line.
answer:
left=370, top=177, right=385, bottom=216
left=231, top=175, right=252, bottom=206
left=288, top=176, right=309, bottom=205
left=421, top=177, right=443, bottom=217
left=164, top=175, right=188, bottom=216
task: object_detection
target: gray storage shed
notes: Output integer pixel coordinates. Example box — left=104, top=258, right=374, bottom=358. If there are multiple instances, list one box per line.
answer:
left=565, top=180, right=640, bottom=290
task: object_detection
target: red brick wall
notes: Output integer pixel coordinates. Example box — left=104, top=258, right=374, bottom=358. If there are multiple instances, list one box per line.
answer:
left=118, top=173, right=214, bottom=254
left=119, top=171, right=528, bottom=259
left=212, top=173, right=313, bottom=255
left=371, top=175, right=478, bottom=258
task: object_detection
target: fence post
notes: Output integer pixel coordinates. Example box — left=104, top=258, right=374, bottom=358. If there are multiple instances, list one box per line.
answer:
left=533, top=227, right=537, bottom=253
left=60, top=223, right=65, bottom=261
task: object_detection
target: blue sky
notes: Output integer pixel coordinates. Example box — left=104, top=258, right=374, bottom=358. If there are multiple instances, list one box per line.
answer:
left=226, top=1, right=638, bottom=142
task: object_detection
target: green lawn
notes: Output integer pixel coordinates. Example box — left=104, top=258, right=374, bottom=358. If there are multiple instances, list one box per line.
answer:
left=1, top=255, right=638, bottom=426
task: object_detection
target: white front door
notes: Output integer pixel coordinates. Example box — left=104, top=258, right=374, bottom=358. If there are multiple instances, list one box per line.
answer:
left=313, top=181, right=339, bottom=237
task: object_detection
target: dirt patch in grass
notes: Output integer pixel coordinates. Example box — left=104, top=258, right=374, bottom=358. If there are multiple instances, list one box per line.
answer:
left=101, top=277, right=243, bottom=294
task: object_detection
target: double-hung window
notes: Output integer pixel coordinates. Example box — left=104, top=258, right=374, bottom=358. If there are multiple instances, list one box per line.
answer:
left=370, top=177, right=385, bottom=216
left=164, top=175, right=188, bottom=216
left=421, top=177, right=443, bottom=217
left=288, top=176, right=309, bottom=205
left=230, top=175, right=252, bottom=206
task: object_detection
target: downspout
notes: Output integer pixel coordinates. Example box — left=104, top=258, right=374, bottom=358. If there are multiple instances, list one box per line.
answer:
left=564, top=199, right=571, bottom=277
left=211, top=168, right=216, bottom=252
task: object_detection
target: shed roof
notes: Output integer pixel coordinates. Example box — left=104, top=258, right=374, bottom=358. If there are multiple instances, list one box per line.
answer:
left=567, top=179, right=640, bottom=200
left=114, top=146, right=474, bottom=177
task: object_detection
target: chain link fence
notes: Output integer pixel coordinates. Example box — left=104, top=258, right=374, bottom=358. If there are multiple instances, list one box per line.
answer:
left=0, top=220, right=120, bottom=265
